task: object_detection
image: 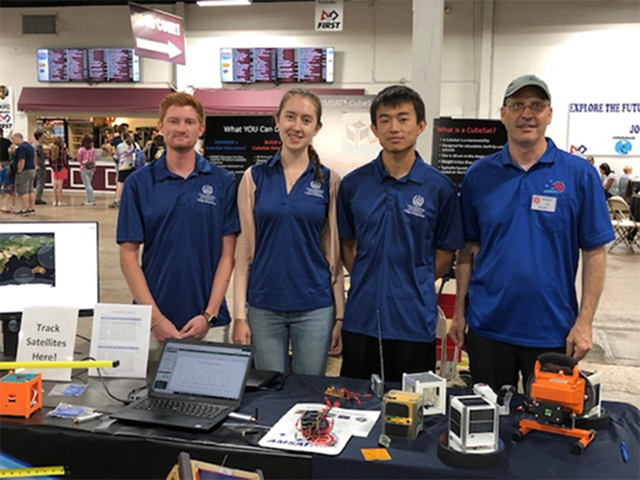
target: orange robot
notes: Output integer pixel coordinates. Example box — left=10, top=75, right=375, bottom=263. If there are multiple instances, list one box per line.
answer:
left=513, top=353, right=599, bottom=454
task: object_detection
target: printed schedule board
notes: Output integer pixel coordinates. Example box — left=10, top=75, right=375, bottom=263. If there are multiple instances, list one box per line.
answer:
left=431, top=118, right=507, bottom=190
left=204, top=116, right=281, bottom=181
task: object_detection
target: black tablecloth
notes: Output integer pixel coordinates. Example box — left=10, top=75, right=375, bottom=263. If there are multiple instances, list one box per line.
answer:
left=1, top=374, right=638, bottom=479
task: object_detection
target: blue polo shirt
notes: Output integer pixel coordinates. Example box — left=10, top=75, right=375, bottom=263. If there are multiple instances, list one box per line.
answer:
left=14, top=142, right=35, bottom=170
left=248, top=151, right=333, bottom=311
left=116, top=152, right=240, bottom=329
left=338, top=153, right=464, bottom=343
left=460, top=138, right=615, bottom=348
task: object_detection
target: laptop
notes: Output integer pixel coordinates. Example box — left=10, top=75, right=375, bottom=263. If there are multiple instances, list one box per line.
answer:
left=111, top=339, right=254, bottom=431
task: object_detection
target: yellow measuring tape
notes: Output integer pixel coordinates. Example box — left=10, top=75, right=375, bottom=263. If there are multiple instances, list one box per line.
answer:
left=0, top=466, right=68, bottom=478
left=0, top=360, right=119, bottom=370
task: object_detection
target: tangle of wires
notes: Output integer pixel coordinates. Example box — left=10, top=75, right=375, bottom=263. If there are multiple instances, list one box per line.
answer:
left=295, top=403, right=336, bottom=446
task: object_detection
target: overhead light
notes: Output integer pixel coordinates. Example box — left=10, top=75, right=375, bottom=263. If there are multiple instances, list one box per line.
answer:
left=197, top=0, right=252, bottom=6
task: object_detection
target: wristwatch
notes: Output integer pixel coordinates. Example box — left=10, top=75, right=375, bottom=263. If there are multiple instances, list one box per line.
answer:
left=201, top=310, right=217, bottom=328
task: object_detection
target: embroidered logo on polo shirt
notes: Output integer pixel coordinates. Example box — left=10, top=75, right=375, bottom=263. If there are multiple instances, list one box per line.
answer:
left=197, top=184, right=217, bottom=206
left=404, top=195, right=425, bottom=218
left=542, top=180, right=566, bottom=195
left=305, top=180, right=325, bottom=198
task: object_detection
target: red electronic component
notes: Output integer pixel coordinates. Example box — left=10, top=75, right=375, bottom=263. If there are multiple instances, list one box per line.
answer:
left=324, top=386, right=371, bottom=406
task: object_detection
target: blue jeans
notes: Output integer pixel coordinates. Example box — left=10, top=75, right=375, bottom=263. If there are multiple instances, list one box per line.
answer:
left=80, top=169, right=95, bottom=203
left=247, top=305, right=334, bottom=375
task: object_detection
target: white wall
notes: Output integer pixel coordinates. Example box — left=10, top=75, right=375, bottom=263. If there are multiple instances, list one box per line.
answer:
left=182, top=1, right=413, bottom=91
left=1, top=0, right=638, bottom=173
left=490, top=0, right=640, bottom=175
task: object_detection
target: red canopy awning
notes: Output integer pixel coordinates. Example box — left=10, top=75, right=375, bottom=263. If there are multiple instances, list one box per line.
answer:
left=17, top=87, right=174, bottom=116
left=18, top=87, right=367, bottom=117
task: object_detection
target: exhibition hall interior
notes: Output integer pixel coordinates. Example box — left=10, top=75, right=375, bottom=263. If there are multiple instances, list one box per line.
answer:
left=0, top=1, right=638, bottom=479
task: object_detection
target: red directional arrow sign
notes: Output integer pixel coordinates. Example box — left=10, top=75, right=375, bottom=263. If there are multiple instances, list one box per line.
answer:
left=129, top=2, right=186, bottom=65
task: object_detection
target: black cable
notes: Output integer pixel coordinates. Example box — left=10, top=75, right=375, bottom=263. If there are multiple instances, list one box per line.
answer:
left=266, top=371, right=293, bottom=392
left=76, top=334, right=91, bottom=343
left=80, top=356, right=130, bottom=405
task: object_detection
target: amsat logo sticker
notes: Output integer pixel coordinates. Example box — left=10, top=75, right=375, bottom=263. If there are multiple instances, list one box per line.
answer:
left=542, top=180, right=566, bottom=195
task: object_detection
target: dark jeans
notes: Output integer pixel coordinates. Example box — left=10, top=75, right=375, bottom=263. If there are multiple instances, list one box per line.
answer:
left=341, top=330, right=436, bottom=383
left=465, top=329, right=565, bottom=393
left=35, top=164, right=46, bottom=201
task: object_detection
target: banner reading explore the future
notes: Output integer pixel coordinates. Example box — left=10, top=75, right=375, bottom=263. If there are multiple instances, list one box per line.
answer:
left=567, top=101, right=640, bottom=157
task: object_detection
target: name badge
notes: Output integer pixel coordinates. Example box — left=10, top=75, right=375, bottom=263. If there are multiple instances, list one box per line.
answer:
left=531, top=194, right=557, bottom=213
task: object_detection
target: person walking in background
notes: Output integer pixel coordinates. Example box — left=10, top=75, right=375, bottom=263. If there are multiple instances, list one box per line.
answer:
left=109, top=131, right=136, bottom=208
left=0, top=129, right=11, bottom=168
left=148, top=134, right=165, bottom=162
left=0, top=139, right=16, bottom=214
left=32, top=131, right=47, bottom=205
left=337, top=85, right=463, bottom=382
left=232, top=89, right=344, bottom=376
left=450, top=74, right=615, bottom=393
left=48, top=136, right=69, bottom=206
left=101, top=128, right=114, bottom=157
left=599, top=163, right=619, bottom=198
left=11, top=132, right=36, bottom=216
left=77, top=134, right=96, bottom=206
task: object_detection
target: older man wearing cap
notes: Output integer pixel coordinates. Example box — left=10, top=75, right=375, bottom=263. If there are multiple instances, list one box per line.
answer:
left=449, top=74, right=614, bottom=392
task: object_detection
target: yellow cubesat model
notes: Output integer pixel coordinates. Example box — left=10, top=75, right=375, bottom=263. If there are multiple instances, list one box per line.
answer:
left=0, top=360, right=119, bottom=418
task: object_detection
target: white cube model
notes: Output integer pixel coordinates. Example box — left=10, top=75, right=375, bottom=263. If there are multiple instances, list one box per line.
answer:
left=402, top=371, right=446, bottom=416
left=448, top=395, right=499, bottom=454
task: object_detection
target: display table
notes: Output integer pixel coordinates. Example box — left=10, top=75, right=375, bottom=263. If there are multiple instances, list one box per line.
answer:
left=0, top=375, right=638, bottom=479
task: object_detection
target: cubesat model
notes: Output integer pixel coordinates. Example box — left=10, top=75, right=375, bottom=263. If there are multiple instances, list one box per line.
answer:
left=402, top=371, right=447, bottom=416
left=437, top=394, right=506, bottom=469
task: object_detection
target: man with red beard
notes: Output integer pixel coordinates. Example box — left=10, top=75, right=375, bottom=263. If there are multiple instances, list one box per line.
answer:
left=117, top=93, right=239, bottom=356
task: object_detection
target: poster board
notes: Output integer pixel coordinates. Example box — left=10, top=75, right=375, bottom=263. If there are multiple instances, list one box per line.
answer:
left=567, top=101, right=640, bottom=157
left=431, top=118, right=507, bottom=190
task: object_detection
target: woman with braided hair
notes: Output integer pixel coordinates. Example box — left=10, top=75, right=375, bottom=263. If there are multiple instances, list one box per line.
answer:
left=233, top=89, right=344, bottom=375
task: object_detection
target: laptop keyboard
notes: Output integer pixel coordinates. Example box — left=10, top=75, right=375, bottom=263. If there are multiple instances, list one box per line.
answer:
left=134, top=397, right=227, bottom=419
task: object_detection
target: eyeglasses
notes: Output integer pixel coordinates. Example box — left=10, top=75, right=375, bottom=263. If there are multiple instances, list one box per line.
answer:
left=505, top=102, right=549, bottom=113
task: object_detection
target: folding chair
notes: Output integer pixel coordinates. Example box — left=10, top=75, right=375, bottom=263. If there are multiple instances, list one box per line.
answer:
left=607, top=196, right=640, bottom=252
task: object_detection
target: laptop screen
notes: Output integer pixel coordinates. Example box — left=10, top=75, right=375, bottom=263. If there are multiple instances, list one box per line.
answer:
left=152, top=341, right=253, bottom=401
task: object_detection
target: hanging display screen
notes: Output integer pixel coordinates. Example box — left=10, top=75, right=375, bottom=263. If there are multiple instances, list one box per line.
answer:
left=37, top=48, right=140, bottom=83
left=220, top=47, right=334, bottom=84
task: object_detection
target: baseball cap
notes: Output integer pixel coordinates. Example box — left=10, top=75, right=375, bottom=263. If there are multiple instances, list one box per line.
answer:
left=503, top=74, right=551, bottom=102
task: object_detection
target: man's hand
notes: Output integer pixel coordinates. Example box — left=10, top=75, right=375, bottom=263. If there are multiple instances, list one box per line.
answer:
left=566, top=320, right=592, bottom=360
left=448, top=312, right=467, bottom=348
left=152, top=318, right=181, bottom=343
left=232, top=320, right=251, bottom=345
left=328, top=321, right=343, bottom=356
left=179, top=315, right=209, bottom=340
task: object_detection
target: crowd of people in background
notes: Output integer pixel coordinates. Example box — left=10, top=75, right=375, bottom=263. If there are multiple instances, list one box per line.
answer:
left=0, top=122, right=167, bottom=214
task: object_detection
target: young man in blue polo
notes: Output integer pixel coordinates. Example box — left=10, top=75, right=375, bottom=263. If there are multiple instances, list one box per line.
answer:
left=337, top=85, right=464, bottom=382
left=117, top=93, right=239, bottom=350
left=449, top=75, right=615, bottom=392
